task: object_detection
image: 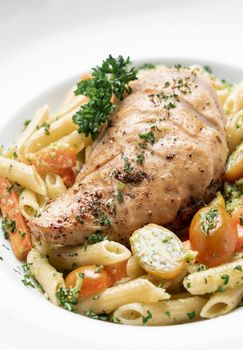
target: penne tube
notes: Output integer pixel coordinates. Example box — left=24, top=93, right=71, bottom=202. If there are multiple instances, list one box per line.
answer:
left=113, top=296, right=206, bottom=326
left=226, top=109, right=243, bottom=152
left=45, top=173, right=67, bottom=200
left=200, top=284, right=243, bottom=319
left=0, top=155, right=46, bottom=195
left=54, top=130, right=92, bottom=155
left=47, top=240, right=131, bottom=271
left=47, top=95, right=88, bottom=123
left=22, top=107, right=81, bottom=153
left=126, top=256, right=145, bottom=278
left=27, top=248, right=65, bottom=305
left=183, top=259, right=243, bottom=295
left=76, top=278, right=170, bottom=314
left=16, top=105, right=49, bottom=155
left=224, top=81, right=243, bottom=115
left=19, top=188, right=47, bottom=221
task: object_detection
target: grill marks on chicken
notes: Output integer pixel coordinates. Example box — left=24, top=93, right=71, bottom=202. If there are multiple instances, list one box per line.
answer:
left=29, top=66, right=228, bottom=246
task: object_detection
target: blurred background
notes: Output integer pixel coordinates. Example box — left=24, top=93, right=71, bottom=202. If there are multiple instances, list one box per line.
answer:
left=0, top=0, right=243, bottom=128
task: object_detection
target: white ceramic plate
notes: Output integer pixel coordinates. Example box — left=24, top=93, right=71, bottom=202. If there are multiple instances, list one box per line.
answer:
left=0, top=58, right=243, bottom=350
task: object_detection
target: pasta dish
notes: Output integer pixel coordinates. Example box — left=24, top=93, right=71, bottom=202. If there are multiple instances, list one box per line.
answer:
left=0, top=56, right=243, bottom=326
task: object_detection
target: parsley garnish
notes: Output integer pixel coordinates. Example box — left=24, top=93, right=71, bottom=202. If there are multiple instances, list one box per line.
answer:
left=139, top=131, right=155, bottom=144
left=217, top=286, right=225, bottom=292
left=56, top=274, right=84, bottom=311
left=18, top=230, right=26, bottom=238
left=200, top=208, right=219, bottom=234
left=221, top=274, right=229, bottom=285
left=139, top=63, right=155, bottom=70
left=136, top=153, right=145, bottom=165
left=204, top=65, right=213, bottom=74
left=1, top=214, right=16, bottom=238
left=165, top=101, right=176, bottom=110
left=117, top=190, right=123, bottom=204
left=186, top=311, right=196, bottom=320
left=73, top=55, right=137, bottom=139
left=124, top=157, right=133, bottom=173
left=40, top=122, right=50, bottom=135
left=234, top=265, right=242, bottom=272
left=86, top=309, right=120, bottom=323
left=87, top=231, right=107, bottom=244
left=23, top=119, right=31, bottom=130
left=142, top=310, right=152, bottom=325
left=174, top=63, right=182, bottom=70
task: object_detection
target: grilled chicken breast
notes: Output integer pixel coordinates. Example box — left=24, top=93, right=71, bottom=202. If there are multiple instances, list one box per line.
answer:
left=29, top=66, right=228, bottom=246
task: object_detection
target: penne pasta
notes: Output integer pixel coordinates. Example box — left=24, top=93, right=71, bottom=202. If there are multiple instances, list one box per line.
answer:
left=0, top=155, right=46, bottom=195
left=113, top=296, right=206, bottom=326
left=183, top=259, right=243, bottom=295
left=224, top=81, right=243, bottom=115
left=16, top=105, right=49, bottom=155
left=126, top=256, right=145, bottom=278
left=54, top=130, right=91, bottom=155
left=226, top=109, right=243, bottom=152
left=76, top=278, right=170, bottom=314
left=200, top=284, right=243, bottom=319
left=22, top=107, right=81, bottom=153
left=47, top=240, right=131, bottom=271
left=45, top=173, right=67, bottom=200
left=19, top=188, right=47, bottom=221
left=27, top=247, right=65, bottom=305
left=47, top=95, right=88, bottom=124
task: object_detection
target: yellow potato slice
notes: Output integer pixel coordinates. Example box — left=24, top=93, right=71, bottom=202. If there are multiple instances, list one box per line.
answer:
left=130, top=224, right=186, bottom=279
left=225, top=142, right=243, bottom=182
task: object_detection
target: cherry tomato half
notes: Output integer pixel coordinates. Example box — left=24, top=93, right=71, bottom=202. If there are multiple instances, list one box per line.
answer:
left=65, top=265, right=112, bottom=297
left=231, top=206, right=243, bottom=252
left=189, top=206, right=237, bottom=267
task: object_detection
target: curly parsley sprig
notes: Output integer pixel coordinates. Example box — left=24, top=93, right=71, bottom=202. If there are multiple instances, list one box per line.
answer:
left=72, top=55, right=137, bottom=140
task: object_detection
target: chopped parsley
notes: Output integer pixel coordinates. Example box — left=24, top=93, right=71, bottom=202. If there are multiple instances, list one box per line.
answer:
left=18, top=230, right=26, bottom=238
left=221, top=274, right=230, bottom=285
left=56, top=273, right=84, bottom=311
left=142, top=310, right=152, bottom=325
left=136, top=153, right=145, bottom=165
left=234, top=265, right=242, bottom=272
left=1, top=214, right=16, bottom=238
left=200, top=208, right=219, bottom=234
left=124, top=157, right=133, bottom=174
left=224, top=180, right=243, bottom=213
left=204, top=65, right=213, bottom=74
left=165, top=101, right=176, bottom=110
left=217, top=286, right=225, bottom=292
left=139, top=131, right=155, bottom=144
left=87, top=231, right=107, bottom=244
left=23, top=119, right=31, bottom=130
left=39, top=122, right=50, bottom=135
left=139, top=63, right=156, bottom=70
left=174, top=63, right=182, bottom=70
left=117, top=190, right=123, bottom=204
left=186, top=311, right=196, bottom=320
left=165, top=311, right=171, bottom=318
left=164, top=81, right=170, bottom=88
left=86, top=309, right=120, bottom=323
left=73, top=55, right=137, bottom=139
left=197, top=264, right=207, bottom=272
left=97, top=212, right=112, bottom=226
left=76, top=215, right=84, bottom=224
left=0, top=256, right=3, bottom=261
